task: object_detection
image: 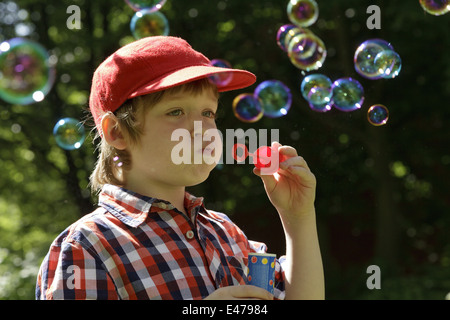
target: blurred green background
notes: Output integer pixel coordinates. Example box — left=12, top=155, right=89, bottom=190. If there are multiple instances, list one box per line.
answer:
left=0, top=0, right=449, bottom=299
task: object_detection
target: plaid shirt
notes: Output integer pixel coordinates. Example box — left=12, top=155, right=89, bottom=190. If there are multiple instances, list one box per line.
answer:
left=36, top=184, right=286, bottom=300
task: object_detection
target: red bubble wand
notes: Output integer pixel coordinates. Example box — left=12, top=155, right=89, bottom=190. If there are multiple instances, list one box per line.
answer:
left=232, top=143, right=288, bottom=174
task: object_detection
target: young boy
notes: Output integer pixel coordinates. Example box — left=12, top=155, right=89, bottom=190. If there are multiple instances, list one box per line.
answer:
left=36, top=36, right=324, bottom=300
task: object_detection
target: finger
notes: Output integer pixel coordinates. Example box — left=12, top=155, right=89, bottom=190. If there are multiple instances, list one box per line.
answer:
left=277, top=145, right=298, bottom=158
left=271, top=141, right=295, bottom=159
left=271, top=141, right=282, bottom=150
left=254, top=155, right=309, bottom=184
left=283, top=165, right=317, bottom=186
left=280, top=156, right=310, bottom=170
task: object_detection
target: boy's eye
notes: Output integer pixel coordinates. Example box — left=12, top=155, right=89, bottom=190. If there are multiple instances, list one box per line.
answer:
left=166, top=109, right=216, bottom=118
left=167, top=109, right=183, bottom=116
left=203, top=110, right=216, bottom=118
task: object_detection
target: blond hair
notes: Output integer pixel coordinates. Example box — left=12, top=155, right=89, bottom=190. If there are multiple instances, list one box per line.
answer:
left=89, top=78, right=219, bottom=193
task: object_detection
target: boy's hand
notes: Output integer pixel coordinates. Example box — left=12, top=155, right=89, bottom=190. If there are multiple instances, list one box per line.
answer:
left=253, top=142, right=317, bottom=223
left=204, top=285, right=274, bottom=300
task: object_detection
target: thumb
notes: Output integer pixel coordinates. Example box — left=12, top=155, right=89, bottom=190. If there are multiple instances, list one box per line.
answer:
left=253, top=167, right=278, bottom=193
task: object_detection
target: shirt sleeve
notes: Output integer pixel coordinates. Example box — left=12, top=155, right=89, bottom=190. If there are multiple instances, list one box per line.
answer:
left=36, top=238, right=118, bottom=300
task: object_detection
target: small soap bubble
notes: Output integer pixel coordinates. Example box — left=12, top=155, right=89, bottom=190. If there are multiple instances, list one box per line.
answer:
left=254, top=80, right=292, bottom=118
left=0, top=38, right=55, bottom=105
left=374, top=49, right=402, bottom=79
left=367, top=104, right=389, bottom=126
left=125, top=0, right=167, bottom=12
left=287, top=32, right=326, bottom=71
left=130, top=9, right=169, bottom=39
left=354, top=39, right=394, bottom=80
left=331, top=78, right=364, bottom=112
left=208, top=59, right=233, bottom=87
left=53, top=118, right=86, bottom=150
left=419, top=0, right=450, bottom=15
left=287, top=0, right=319, bottom=27
left=232, top=94, right=264, bottom=123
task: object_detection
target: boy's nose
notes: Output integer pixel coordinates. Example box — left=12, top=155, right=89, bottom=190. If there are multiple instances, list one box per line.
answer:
left=189, top=120, right=205, bottom=139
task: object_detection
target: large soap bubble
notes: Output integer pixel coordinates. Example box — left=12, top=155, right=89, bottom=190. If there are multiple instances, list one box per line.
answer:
left=301, top=73, right=332, bottom=112
left=130, top=9, right=169, bottom=39
left=331, top=78, right=364, bottom=112
left=354, top=39, right=394, bottom=80
left=301, top=74, right=332, bottom=104
left=254, top=80, right=292, bottom=118
left=287, top=32, right=327, bottom=71
left=354, top=39, right=402, bottom=80
left=0, top=38, right=55, bottom=105
left=374, top=49, right=402, bottom=79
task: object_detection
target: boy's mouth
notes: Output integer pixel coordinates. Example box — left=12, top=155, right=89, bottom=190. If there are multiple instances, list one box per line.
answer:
left=203, top=145, right=214, bottom=152
left=198, top=146, right=215, bottom=155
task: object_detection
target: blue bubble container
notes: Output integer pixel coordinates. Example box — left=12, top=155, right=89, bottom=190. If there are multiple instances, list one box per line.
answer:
left=247, top=253, right=276, bottom=294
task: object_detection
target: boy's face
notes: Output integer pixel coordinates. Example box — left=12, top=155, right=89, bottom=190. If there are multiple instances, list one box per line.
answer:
left=124, top=87, right=221, bottom=194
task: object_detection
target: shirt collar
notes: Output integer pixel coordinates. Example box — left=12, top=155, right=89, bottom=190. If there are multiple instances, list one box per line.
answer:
left=98, top=184, right=207, bottom=228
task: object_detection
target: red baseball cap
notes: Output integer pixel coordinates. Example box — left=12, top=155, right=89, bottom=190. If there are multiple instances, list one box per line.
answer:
left=89, top=36, right=256, bottom=133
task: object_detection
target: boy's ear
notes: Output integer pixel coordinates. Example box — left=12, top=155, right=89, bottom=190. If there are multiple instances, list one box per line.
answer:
left=101, top=112, right=127, bottom=150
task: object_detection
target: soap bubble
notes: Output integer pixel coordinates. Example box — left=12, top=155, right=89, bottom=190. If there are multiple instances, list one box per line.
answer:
left=301, top=74, right=332, bottom=104
left=130, top=9, right=169, bottom=39
left=331, top=78, right=364, bottom=112
left=208, top=59, right=233, bottom=87
left=287, top=0, right=319, bottom=27
left=53, top=118, right=86, bottom=150
left=254, top=80, right=292, bottom=118
left=280, top=25, right=313, bottom=53
left=419, top=0, right=450, bottom=15
left=0, top=38, right=55, bottom=105
left=287, top=32, right=327, bottom=71
left=374, top=49, right=402, bottom=79
left=301, top=74, right=333, bottom=113
left=354, top=39, right=394, bottom=80
left=367, top=104, right=389, bottom=126
left=232, top=94, right=264, bottom=123
left=125, top=0, right=167, bottom=12
left=276, top=24, right=297, bottom=52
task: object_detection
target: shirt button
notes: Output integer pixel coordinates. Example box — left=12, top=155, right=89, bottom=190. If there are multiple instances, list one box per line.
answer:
left=185, top=230, right=195, bottom=240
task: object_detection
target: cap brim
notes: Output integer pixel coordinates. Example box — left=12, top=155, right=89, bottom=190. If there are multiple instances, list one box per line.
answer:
left=129, top=65, right=256, bottom=99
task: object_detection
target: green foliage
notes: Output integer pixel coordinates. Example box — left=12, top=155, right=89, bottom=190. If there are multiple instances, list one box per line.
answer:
left=0, top=0, right=449, bottom=299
